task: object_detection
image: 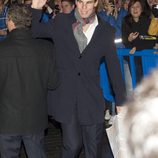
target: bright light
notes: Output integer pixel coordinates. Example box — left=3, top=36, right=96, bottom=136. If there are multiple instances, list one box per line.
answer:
left=154, top=5, right=158, bottom=9
left=114, top=38, right=122, bottom=43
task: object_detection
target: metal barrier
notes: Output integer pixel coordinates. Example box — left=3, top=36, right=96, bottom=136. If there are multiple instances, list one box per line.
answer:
left=100, top=48, right=158, bottom=102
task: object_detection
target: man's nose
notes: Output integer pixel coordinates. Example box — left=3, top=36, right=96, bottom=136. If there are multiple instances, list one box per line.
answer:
left=81, top=3, right=87, bottom=9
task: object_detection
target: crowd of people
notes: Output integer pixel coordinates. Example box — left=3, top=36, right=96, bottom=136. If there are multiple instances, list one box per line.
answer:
left=0, top=0, right=157, bottom=157
left=0, top=0, right=158, bottom=46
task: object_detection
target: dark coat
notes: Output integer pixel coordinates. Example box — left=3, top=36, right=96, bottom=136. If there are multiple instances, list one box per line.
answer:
left=32, top=10, right=126, bottom=124
left=0, top=28, right=58, bottom=134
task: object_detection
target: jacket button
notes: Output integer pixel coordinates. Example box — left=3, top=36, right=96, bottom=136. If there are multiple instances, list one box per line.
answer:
left=78, top=72, right=80, bottom=76
left=78, top=55, right=82, bottom=59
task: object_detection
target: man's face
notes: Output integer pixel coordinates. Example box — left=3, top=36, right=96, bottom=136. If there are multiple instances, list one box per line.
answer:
left=76, top=0, right=98, bottom=18
left=61, top=1, right=74, bottom=13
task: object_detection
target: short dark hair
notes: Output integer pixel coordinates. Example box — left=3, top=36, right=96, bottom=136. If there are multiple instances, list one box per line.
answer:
left=61, top=0, right=75, bottom=6
left=128, top=0, right=145, bottom=13
left=7, top=3, right=32, bottom=28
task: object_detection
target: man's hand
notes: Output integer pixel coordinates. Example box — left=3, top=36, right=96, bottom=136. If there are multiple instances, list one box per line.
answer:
left=31, top=0, right=47, bottom=9
left=105, top=2, right=115, bottom=15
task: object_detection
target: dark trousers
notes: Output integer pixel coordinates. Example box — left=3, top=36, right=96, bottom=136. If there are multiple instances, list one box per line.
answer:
left=0, top=131, right=46, bottom=158
left=60, top=118, right=104, bottom=158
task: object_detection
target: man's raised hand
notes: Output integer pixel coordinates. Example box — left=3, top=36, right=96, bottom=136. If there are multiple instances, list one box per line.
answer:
left=31, top=0, right=47, bottom=9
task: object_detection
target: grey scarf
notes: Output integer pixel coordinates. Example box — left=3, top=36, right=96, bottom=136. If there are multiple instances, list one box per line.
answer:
left=72, top=9, right=96, bottom=53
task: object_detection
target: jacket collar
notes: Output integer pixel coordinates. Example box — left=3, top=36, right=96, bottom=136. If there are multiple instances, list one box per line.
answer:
left=67, top=14, right=105, bottom=57
left=8, top=28, right=32, bottom=40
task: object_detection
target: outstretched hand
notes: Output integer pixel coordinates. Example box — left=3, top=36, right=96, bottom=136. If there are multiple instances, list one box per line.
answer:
left=31, top=0, right=47, bottom=9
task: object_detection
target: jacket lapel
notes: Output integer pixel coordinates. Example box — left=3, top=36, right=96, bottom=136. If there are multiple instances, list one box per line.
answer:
left=64, top=14, right=104, bottom=57
left=82, top=17, right=104, bottom=55
left=65, top=15, right=81, bottom=57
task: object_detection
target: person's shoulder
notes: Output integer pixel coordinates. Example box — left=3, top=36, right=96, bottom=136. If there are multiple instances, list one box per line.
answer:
left=29, top=38, right=53, bottom=57
left=98, top=16, right=115, bottom=33
left=98, top=10, right=105, bottom=16
left=35, top=39, right=54, bottom=49
left=54, top=12, right=74, bottom=23
left=140, top=14, right=151, bottom=22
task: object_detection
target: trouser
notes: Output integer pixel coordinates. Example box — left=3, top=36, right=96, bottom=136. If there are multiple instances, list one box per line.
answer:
left=0, top=131, right=46, bottom=158
left=60, top=116, right=104, bottom=158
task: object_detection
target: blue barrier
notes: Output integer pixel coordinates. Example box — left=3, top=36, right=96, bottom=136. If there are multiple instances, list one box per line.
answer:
left=100, top=48, right=158, bottom=102
left=100, top=62, right=115, bottom=102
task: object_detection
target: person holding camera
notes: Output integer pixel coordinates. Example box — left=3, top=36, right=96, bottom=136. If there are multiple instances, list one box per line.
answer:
left=122, top=0, right=156, bottom=50
left=98, top=0, right=118, bottom=21
left=122, top=0, right=157, bottom=83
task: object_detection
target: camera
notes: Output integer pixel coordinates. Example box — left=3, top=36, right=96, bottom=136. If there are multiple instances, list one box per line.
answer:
left=54, top=4, right=60, bottom=15
left=152, top=4, right=158, bottom=17
left=109, top=0, right=115, bottom=6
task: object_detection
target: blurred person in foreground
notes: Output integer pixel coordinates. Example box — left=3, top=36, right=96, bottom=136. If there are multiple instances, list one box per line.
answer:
left=0, top=3, right=58, bottom=158
left=124, top=69, right=158, bottom=158
left=31, top=0, right=126, bottom=157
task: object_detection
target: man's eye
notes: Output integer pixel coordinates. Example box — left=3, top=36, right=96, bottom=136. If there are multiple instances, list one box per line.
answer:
left=87, top=1, right=94, bottom=4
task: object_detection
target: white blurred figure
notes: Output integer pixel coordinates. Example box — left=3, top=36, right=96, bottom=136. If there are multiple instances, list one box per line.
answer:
left=124, top=69, right=158, bottom=158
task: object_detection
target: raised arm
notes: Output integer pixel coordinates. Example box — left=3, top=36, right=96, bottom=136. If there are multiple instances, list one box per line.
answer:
left=31, top=0, right=47, bottom=10
left=31, top=0, right=54, bottom=39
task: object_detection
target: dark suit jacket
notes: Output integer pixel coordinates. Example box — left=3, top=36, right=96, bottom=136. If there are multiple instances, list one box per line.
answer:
left=32, top=10, right=126, bottom=124
left=0, top=28, right=58, bottom=134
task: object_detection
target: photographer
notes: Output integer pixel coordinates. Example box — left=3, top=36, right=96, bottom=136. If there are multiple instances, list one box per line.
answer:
left=98, top=0, right=118, bottom=33
left=41, top=0, right=61, bottom=20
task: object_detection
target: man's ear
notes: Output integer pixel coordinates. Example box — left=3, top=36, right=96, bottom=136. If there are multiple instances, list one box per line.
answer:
left=72, top=4, right=75, bottom=10
left=94, top=0, right=98, bottom=7
left=7, top=19, right=16, bottom=32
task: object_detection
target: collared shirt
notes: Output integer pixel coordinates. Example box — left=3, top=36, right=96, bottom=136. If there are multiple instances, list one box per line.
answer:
left=83, top=15, right=98, bottom=44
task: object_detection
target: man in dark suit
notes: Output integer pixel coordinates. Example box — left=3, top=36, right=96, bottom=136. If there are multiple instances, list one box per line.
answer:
left=0, top=3, right=58, bottom=158
left=31, top=0, right=126, bottom=157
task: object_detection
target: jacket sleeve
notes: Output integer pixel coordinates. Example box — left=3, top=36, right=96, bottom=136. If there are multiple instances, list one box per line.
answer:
left=122, top=19, right=133, bottom=48
left=105, top=27, right=126, bottom=106
left=48, top=51, right=60, bottom=90
left=31, top=8, right=54, bottom=39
